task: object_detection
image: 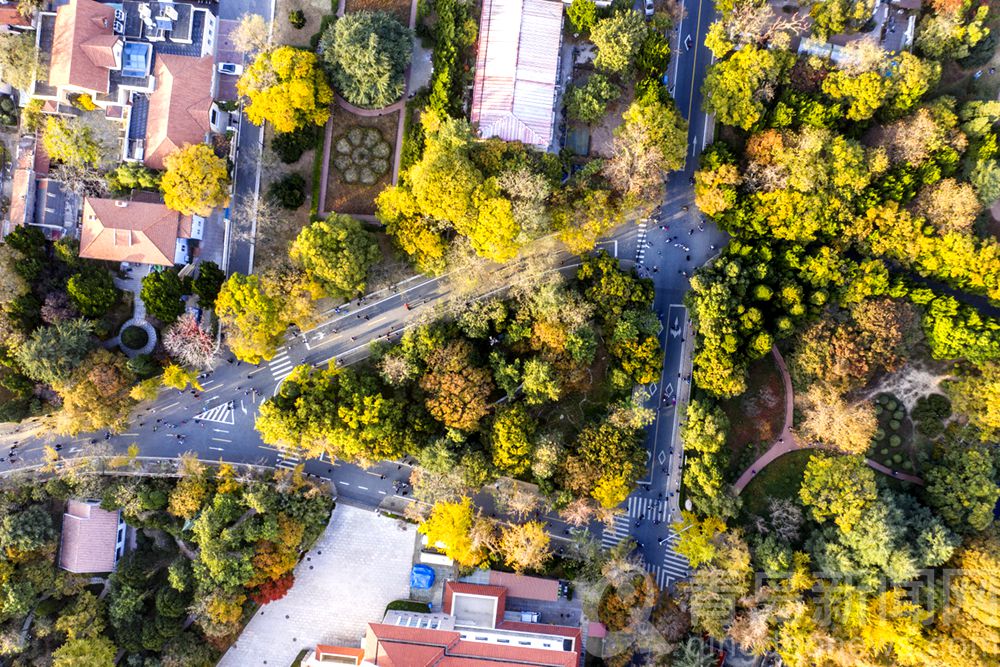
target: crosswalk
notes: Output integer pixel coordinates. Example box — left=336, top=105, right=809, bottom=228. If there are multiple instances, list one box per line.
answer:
left=269, top=349, right=295, bottom=384
left=635, top=220, right=648, bottom=264
left=194, top=402, right=235, bottom=425
left=599, top=494, right=690, bottom=590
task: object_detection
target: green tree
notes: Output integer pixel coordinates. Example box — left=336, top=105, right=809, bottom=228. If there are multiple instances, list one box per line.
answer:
left=43, top=116, right=105, bottom=169
left=0, top=504, right=55, bottom=555
left=192, top=261, right=225, bottom=310
left=140, top=269, right=188, bottom=324
left=799, top=454, right=877, bottom=533
left=105, top=162, right=161, bottom=195
left=681, top=399, right=732, bottom=517
left=57, top=348, right=136, bottom=434
left=238, top=46, right=333, bottom=132
left=521, top=358, right=561, bottom=405
left=161, top=144, right=231, bottom=216
left=215, top=273, right=288, bottom=363
left=923, top=438, right=999, bottom=534
left=565, top=73, right=621, bottom=123
left=14, top=318, right=95, bottom=386
left=319, top=11, right=412, bottom=108
left=566, top=0, right=598, bottom=33
left=52, top=637, right=116, bottom=667
left=66, top=268, right=119, bottom=318
left=590, top=10, right=646, bottom=74
left=604, top=95, right=688, bottom=199
left=489, top=403, right=536, bottom=475
left=55, top=591, right=105, bottom=641
left=945, top=362, right=1000, bottom=440
left=0, top=32, right=38, bottom=91
left=290, top=215, right=380, bottom=298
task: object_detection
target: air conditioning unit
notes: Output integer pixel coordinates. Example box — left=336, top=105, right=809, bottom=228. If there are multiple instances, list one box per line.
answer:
left=114, top=200, right=128, bottom=208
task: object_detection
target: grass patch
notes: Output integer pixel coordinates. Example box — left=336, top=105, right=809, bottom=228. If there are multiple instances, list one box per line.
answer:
left=386, top=599, right=431, bottom=613
left=290, top=648, right=310, bottom=667
left=740, top=448, right=814, bottom=516
left=344, top=0, right=411, bottom=22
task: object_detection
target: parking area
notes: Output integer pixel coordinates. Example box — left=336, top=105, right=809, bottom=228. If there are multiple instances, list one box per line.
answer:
left=218, top=504, right=417, bottom=667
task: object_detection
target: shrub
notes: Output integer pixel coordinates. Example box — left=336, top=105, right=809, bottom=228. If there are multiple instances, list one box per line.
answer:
left=874, top=404, right=883, bottom=416
left=912, top=393, right=951, bottom=422
left=268, top=173, right=306, bottom=209
left=272, top=126, right=317, bottom=164
left=889, top=434, right=901, bottom=447
left=889, top=419, right=901, bottom=430
left=332, top=127, right=391, bottom=185
left=891, top=454, right=902, bottom=464
left=288, top=9, right=306, bottom=28
left=902, top=460, right=912, bottom=470
left=121, top=325, right=149, bottom=350
left=886, top=399, right=898, bottom=411
left=881, top=448, right=889, bottom=456
left=874, top=428, right=886, bottom=441
left=893, top=409, right=905, bottom=420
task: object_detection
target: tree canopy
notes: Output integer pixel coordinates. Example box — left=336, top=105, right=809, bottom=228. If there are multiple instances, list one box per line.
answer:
left=238, top=46, right=333, bottom=132
left=290, top=215, right=380, bottom=298
left=319, top=11, right=412, bottom=109
left=161, top=144, right=231, bottom=216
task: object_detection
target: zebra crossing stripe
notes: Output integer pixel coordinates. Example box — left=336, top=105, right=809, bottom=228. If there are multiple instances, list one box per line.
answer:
left=194, top=402, right=235, bottom=425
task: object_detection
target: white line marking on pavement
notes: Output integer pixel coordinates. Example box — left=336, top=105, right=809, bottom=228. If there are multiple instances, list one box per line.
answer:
left=211, top=437, right=232, bottom=443
left=209, top=446, right=225, bottom=451
left=160, top=401, right=179, bottom=410
left=340, top=481, right=351, bottom=486
left=121, top=432, right=139, bottom=436
left=378, top=490, right=387, bottom=495
left=357, top=485, right=368, bottom=490
left=213, top=428, right=229, bottom=433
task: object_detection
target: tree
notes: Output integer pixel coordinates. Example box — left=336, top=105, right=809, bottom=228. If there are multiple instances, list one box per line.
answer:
left=673, top=512, right=727, bottom=567
left=565, top=73, right=621, bottom=123
left=215, top=273, right=288, bottom=363
left=590, top=10, right=646, bottom=74
left=564, top=419, right=646, bottom=508
left=924, top=439, right=999, bottom=534
left=498, top=521, right=551, bottom=573
left=420, top=340, right=494, bottom=432
left=489, top=404, right=536, bottom=475
left=230, top=12, right=271, bottom=53
left=418, top=498, right=488, bottom=568
left=57, top=349, right=136, bottom=434
left=163, top=313, right=218, bottom=369
left=52, top=637, right=116, bottom=667
left=55, top=591, right=105, bottom=641
left=14, top=318, right=94, bottom=386
left=567, top=0, right=598, bottom=33
left=936, top=527, right=1000, bottom=662
left=916, top=3, right=990, bottom=60
left=105, top=162, right=161, bottom=195
left=290, top=215, right=380, bottom=298
left=521, top=358, right=561, bottom=405
left=681, top=400, right=732, bottom=518
left=238, top=46, right=333, bottom=132
left=914, top=178, right=981, bottom=233
left=192, top=261, right=225, bottom=310
left=161, top=144, right=231, bottom=216
left=945, top=362, right=1000, bottom=440
left=66, top=269, right=119, bottom=318
left=251, top=572, right=295, bottom=604
left=162, top=363, right=202, bottom=392
left=703, top=46, right=789, bottom=130
left=603, top=95, right=688, bottom=199
left=798, top=454, right=877, bottom=533
left=0, top=504, right=55, bottom=555
left=267, top=173, right=305, bottom=209
left=320, top=11, right=412, bottom=108
left=140, top=268, right=188, bottom=323
left=43, top=116, right=106, bottom=169
left=797, top=384, right=877, bottom=455
left=0, top=32, right=37, bottom=91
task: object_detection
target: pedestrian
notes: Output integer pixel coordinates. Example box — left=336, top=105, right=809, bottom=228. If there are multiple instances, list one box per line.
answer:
left=351, top=336, right=357, bottom=341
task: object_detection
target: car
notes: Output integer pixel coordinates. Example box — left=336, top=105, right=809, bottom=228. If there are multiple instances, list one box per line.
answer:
left=217, top=62, right=243, bottom=75
left=644, top=0, right=654, bottom=16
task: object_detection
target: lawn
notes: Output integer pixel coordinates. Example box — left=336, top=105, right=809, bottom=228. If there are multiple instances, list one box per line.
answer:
left=344, top=0, right=411, bottom=23
left=866, top=392, right=918, bottom=473
left=720, top=353, right=785, bottom=479
left=740, top=448, right=814, bottom=516
left=324, top=106, right=400, bottom=216
left=273, top=0, right=334, bottom=48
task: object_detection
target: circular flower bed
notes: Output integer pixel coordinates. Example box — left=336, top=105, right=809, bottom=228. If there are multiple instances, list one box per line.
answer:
left=332, top=127, right=391, bottom=185
left=121, top=325, right=149, bottom=350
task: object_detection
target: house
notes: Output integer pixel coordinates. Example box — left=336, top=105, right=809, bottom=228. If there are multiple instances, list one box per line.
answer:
left=310, top=580, right=582, bottom=666
left=79, top=196, right=201, bottom=266
left=3, top=134, right=72, bottom=240
left=470, top=0, right=564, bottom=151
left=58, top=499, right=127, bottom=573
left=0, top=3, right=34, bottom=33
left=142, top=53, right=215, bottom=169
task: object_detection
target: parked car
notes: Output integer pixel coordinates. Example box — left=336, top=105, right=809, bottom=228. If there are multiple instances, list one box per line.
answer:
left=644, top=0, right=655, bottom=16
left=217, top=62, right=243, bottom=75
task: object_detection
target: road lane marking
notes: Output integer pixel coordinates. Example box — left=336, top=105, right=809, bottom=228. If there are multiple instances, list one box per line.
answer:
left=209, top=446, right=225, bottom=451
left=160, top=401, right=179, bottom=410
left=357, top=485, right=368, bottom=490
left=340, top=481, right=351, bottom=486
left=211, top=437, right=232, bottom=443
left=213, top=428, right=229, bottom=433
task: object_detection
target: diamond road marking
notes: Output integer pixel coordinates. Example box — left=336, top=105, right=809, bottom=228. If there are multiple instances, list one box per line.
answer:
left=658, top=450, right=667, bottom=465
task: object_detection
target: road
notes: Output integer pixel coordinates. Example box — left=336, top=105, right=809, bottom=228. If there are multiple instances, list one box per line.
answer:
left=0, top=0, right=721, bottom=588
left=219, top=0, right=274, bottom=276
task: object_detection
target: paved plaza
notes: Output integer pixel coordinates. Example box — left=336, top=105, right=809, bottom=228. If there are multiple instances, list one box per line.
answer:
left=218, top=504, right=417, bottom=667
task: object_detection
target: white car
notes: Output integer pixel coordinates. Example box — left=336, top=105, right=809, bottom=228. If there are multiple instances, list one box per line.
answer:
left=217, top=62, right=243, bottom=76
left=644, top=0, right=655, bottom=16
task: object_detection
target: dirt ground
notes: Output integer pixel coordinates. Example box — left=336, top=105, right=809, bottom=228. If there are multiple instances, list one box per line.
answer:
left=588, top=84, right=634, bottom=158
left=255, top=125, right=317, bottom=266
left=274, top=0, right=334, bottom=47
left=721, top=354, right=786, bottom=472
left=344, top=0, right=410, bottom=22
left=324, top=106, right=400, bottom=216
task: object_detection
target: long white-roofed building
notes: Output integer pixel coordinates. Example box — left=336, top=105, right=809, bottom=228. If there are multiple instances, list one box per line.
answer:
left=470, top=0, right=564, bottom=151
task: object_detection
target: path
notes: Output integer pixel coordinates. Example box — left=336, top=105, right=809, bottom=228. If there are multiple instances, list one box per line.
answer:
left=732, top=345, right=924, bottom=493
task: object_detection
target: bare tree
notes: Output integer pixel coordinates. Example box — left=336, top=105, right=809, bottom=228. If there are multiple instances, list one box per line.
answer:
left=230, top=13, right=272, bottom=54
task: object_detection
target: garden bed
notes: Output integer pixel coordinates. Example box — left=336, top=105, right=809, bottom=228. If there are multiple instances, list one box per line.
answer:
left=323, top=106, right=399, bottom=216
left=274, top=0, right=334, bottom=48
left=740, top=448, right=814, bottom=516
left=344, top=0, right=411, bottom=23
left=866, top=392, right=917, bottom=473
left=720, top=353, right=785, bottom=478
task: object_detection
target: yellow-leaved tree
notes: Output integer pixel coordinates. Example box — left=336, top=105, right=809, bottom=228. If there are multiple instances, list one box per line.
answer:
left=418, top=497, right=488, bottom=568
left=161, top=143, right=230, bottom=216
left=237, top=46, right=333, bottom=133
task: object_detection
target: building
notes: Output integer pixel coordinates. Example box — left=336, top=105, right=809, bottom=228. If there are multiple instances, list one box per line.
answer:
left=79, top=196, right=200, bottom=266
left=142, top=52, right=214, bottom=169
left=303, top=646, right=366, bottom=666
left=470, top=0, right=564, bottom=151
left=312, top=580, right=582, bottom=666
left=0, top=2, right=34, bottom=33
left=3, top=134, right=73, bottom=240
left=58, top=499, right=127, bottom=573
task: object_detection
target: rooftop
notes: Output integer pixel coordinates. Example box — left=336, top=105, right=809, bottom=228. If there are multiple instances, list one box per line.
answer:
left=58, top=499, right=123, bottom=573
left=143, top=52, right=214, bottom=169
left=48, top=0, right=119, bottom=94
left=470, top=0, right=564, bottom=150
left=79, top=196, right=188, bottom=265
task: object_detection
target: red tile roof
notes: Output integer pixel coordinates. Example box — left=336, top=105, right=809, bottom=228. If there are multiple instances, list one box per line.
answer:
left=444, top=582, right=507, bottom=629
left=496, top=622, right=581, bottom=640
left=58, top=500, right=122, bottom=573
left=449, top=641, right=577, bottom=667
left=0, top=6, right=32, bottom=27
left=143, top=54, right=214, bottom=170
left=49, top=0, right=118, bottom=93
left=313, top=646, right=365, bottom=665
left=8, top=168, right=33, bottom=228
left=79, top=197, right=184, bottom=266
left=488, top=571, right=559, bottom=602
